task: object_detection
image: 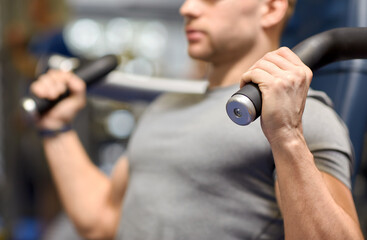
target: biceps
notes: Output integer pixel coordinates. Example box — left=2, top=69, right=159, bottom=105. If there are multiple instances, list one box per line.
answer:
left=274, top=171, right=360, bottom=225
left=321, top=172, right=360, bottom=225
left=109, top=156, right=129, bottom=206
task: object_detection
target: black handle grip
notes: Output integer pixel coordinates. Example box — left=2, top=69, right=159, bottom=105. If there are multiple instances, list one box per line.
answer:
left=227, top=27, right=367, bottom=125
left=22, top=54, right=119, bottom=118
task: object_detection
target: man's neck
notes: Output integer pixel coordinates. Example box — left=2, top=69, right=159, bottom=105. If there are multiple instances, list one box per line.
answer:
left=207, top=39, right=279, bottom=89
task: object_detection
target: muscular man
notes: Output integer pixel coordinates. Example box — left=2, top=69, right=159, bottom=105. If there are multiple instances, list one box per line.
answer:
left=31, top=0, right=364, bottom=239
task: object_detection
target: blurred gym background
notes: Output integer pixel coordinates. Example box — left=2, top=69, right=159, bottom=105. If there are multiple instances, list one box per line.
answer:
left=0, top=0, right=366, bottom=239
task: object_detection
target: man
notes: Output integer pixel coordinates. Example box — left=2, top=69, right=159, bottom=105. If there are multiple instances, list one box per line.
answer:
left=31, top=0, right=364, bottom=239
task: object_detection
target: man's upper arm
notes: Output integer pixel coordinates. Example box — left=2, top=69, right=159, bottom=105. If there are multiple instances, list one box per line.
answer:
left=79, top=156, right=129, bottom=240
left=278, top=94, right=361, bottom=225
left=110, top=156, right=130, bottom=206
left=321, top=172, right=360, bottom=225
left=275, top=171, right=360, bottom=226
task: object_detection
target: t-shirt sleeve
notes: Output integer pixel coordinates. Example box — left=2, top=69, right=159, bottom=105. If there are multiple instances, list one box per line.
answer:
left=312, top=150, right=353, bottom=189
left=302, top=97, right=354, bottom=189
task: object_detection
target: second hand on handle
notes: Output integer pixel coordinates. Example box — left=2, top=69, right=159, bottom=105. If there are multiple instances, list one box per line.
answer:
left=21, top=54, right=119, bottom=120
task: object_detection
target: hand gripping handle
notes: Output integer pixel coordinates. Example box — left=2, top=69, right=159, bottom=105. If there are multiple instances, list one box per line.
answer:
left=21, top=54, right=119, bottom=120
left=226, top=27, right=367, bottom=125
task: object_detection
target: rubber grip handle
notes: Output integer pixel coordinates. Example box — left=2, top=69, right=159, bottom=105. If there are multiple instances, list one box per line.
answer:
left=22, top=54, right=119, bottom=117
left=232, top=82, right=262, bottom=118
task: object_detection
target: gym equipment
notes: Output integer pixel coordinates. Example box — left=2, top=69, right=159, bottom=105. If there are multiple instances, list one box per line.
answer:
left=21, top=54, right=120, bottom=120
left=226, top=27, right=367, bottom=126
left=21, top=54, right=209, bottom=120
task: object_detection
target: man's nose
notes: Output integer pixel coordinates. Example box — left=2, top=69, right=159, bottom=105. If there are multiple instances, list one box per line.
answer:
left=179, top=0, right=202, bottom=18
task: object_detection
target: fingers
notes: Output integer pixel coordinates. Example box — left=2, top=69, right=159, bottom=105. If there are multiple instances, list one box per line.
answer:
left=240, top=54, right=285, bottom=88
left=273, top=47, right=313, bottom=83
left=32, top=71, right=68, bottom=100
left=31, top=70, right=86, bottom=100
left=275, top=47, right=304, bottom=66
left=240, top=68, right=274, bottom=88
left=67, top=73, right=86, bottom=94
left=239, top=47, right=315, bottom=140
left=261, top=49, right=295, bottom=71
left=276, top=47, right=313, bottom=81
left=30, top=70, right=87, bottom=129
left=240, top=47, right=313, bottom=88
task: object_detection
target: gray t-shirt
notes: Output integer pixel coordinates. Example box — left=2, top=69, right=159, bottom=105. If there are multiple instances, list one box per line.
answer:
left=116, top=85, right=353, bottom=240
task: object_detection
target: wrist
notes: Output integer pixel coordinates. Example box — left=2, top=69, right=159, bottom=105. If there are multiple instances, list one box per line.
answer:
left=266, top=126, right=304, bottom=147
left=38, top=124, right=73, bottom=138
left=270, top=130, right=313, bottom=166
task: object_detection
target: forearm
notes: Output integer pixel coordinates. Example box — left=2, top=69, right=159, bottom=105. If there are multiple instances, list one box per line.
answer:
left=43, top=130, right=118, bottom=238
left=272, top=133, right=363, bottom=240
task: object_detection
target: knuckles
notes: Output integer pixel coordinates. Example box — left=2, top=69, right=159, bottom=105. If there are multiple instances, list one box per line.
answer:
left=291, top=66, right=313, bottom=86
left=269, top=68, right=309, bottom=91
left=277, top=46, right=291, bottom=54
left=242, top=47, right=313, bottom=90
left=263, top=51, right=274, bottom=60
left=283, top=69, right=306, bottom=87
left=30, top=70, right=86, bottom=99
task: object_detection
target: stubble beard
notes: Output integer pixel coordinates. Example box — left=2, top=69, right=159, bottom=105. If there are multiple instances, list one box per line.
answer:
left=186, top=41, right=217, bottom=64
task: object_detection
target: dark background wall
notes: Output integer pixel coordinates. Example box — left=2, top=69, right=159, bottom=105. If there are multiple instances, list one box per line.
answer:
left=282, top=0, right=367, bottom=236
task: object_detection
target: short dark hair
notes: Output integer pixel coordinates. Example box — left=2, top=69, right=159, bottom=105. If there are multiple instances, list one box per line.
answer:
left=286, top=0, right=297, bottom=20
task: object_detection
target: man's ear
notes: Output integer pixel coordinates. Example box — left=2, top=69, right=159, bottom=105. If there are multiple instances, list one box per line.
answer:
left=260, top=0, right=288, bottom=29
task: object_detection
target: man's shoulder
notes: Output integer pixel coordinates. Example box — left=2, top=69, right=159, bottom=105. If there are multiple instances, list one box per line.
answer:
left=303, top=89, right=352, bottom=154
left=307, top=88, right=334, bottom=107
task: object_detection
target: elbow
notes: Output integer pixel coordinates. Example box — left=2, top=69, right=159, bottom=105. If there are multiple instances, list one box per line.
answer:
left=75, top=225, right=114, bottom=240
left=347, top=228, right=365, bottom=240
left=71, top=210, right=120, bottom=240
left=285, top=224, right=364, bottom=240
left=329, top=221, right=365, bottom=240
left=77, top=226, right=116, bottom=240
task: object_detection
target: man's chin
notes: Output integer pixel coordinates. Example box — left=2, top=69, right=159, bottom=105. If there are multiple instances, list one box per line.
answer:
left=187, top=50, right=212, bottom=62
left=185, top=41, right=214, bottom=60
